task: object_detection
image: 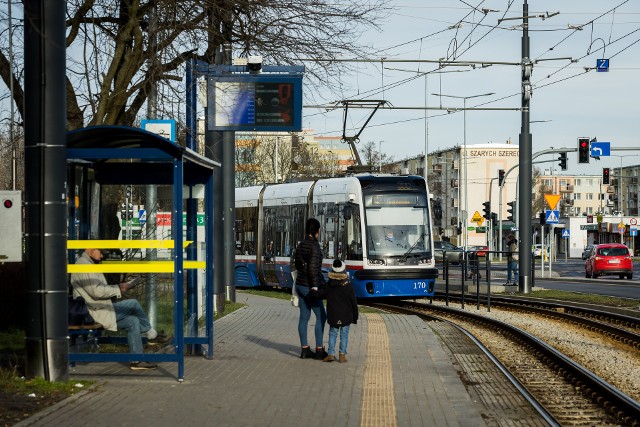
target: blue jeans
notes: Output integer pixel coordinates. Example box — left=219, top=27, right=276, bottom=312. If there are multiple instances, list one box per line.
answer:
left=328, top=325, right=350, bottom=356
left=113, top=299, right=152, bottom=355
left=296, top=285, right=326, bottom=348
left=507, top=261, right=519, bottom=283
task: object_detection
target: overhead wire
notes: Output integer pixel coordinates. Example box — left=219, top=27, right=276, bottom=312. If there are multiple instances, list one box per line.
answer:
left=308, top=1, right=640, bottom=139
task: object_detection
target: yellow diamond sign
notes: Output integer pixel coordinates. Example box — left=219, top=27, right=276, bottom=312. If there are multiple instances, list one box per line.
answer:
left=471, top=211, right=483, bottom=223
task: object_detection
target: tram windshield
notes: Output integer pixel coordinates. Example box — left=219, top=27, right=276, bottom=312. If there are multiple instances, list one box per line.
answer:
left=364, top=193, right=431, bottom=258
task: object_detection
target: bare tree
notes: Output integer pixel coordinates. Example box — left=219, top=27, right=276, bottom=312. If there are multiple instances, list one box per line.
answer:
left=1, top=1, right=389, bottom=132
left=360, top=140, right=394, bottom=171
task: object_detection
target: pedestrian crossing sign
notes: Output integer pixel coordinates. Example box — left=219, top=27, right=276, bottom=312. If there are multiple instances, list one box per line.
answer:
left=561, top=229, right=570, bottom=238
left=545, top=210, right=559, bottom=224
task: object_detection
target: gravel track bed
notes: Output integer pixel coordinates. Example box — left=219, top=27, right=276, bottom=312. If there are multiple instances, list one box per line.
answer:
left=430, top=301, right=640, bottom=403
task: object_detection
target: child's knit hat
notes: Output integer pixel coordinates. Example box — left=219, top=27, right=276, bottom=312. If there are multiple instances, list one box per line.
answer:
left=332, top=259, right=345, bottom=273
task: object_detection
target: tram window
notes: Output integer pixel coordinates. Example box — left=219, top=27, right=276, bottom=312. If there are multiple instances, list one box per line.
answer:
left=236, top=206, right=257, bottom=255
left=344, top=204, right=362, bottom=261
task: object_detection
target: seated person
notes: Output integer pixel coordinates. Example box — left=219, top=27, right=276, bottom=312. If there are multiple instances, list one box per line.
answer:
left=70, top=248, right=169, bottom=371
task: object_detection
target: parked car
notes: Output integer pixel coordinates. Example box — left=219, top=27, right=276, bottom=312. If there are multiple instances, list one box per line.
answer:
left=468, top=245, right=488, bottom=257
left=434, top=240, right=463, bottom=265
left=584, top=243, right=633, bottom=279
left=531, top=244, right=548, bottom=259
left=581, top=244, right=596, bottom=260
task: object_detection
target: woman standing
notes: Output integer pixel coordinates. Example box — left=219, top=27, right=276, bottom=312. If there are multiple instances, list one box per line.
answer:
left=294, top=218, right=328, bottom=359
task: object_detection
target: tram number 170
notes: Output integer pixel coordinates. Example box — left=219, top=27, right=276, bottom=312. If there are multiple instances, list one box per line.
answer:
left=413, top=281, right=429, bottom=290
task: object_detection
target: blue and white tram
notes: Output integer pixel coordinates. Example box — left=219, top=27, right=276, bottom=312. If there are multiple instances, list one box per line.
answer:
left=234, top=174, right=438, bottom=298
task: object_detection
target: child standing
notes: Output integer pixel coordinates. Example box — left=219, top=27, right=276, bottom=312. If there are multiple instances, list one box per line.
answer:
left=323, top=259, right=358, bottom=363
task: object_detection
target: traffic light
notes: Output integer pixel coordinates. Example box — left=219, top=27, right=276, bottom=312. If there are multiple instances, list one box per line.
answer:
left=482, top=201, right=491, bottom=219
left=125, top=185, right=132, bottom=199
left=498, top=169, right=505, bottom=186
left=558, top=152, right=567, bottom=170
left=539, top=212, right=546, bottom=225
left=578, top=137, right=590, bottom=163
left=507, top=201, right=515, bottom=222
left=603, top=167, right=610, bottom=185
left=491, top=212, right=497, bottom=227
left=457, top=222, right=462, bottom=235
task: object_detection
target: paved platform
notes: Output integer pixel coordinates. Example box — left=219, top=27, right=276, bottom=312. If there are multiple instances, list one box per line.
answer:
left=18, top=294, right=489, bottom=427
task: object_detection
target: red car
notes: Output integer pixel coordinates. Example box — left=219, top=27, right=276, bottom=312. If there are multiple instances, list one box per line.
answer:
left=468, top=245, right=488, bottom=257
left=584, top=243, right=633, bottom=280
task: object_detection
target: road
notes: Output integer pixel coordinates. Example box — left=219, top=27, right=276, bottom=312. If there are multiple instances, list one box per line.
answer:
left=534, top=258, right=640, bottom=300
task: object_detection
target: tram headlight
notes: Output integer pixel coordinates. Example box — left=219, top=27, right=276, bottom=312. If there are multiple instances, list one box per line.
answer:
left=368, top=258, right=386, bottom=266
left=418, top=258, right=430, bottom=265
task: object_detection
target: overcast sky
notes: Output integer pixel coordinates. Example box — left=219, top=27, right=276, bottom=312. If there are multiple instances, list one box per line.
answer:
left=303, top=0, right=640, bottom=176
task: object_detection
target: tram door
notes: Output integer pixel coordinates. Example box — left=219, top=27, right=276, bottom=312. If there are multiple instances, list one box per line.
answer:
left=288, top=206, right=306, bottom=286
left=262, top=206, right=278, bottom=286
left=262, top=204, right=295, bottom=287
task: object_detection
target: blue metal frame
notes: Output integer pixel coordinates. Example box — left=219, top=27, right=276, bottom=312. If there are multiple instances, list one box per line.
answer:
left=66, top=126, right=220, bottom=381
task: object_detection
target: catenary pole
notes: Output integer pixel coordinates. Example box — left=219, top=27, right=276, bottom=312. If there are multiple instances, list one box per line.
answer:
left=24, top=0, right=68, bottom=381
left=518, top=0, right=533, bottom=294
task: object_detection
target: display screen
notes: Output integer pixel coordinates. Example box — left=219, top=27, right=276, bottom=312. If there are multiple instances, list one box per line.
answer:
left=365, top=194, right=426, bottom=207
left=207, top=75, right=302, bottom=131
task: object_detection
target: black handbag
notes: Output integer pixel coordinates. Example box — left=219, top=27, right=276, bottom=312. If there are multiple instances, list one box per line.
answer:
left=68, top=296, right=95, bottom=325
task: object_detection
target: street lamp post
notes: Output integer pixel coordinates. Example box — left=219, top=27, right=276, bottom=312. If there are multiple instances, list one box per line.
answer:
left=431, top=92, right=494, bottom=252
left=611, top=154, right=640, bottom=244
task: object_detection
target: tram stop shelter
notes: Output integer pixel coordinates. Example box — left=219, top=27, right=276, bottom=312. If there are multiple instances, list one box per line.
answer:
left=66, top=125, right=219, bottom=381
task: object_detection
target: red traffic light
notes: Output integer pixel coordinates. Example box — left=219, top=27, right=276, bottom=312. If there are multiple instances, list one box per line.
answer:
left=578, top=137, right=590, bottom=164
left=3, top=199, right=12, bottom=209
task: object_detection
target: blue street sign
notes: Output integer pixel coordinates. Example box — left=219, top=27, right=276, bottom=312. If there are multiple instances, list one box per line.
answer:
left=545, top=210, right=560, bottom=224
left=138, top=209, right=146, bottom=223
left=631, top=228, right=638, bottom=237
left=561, top=229, right=570, bottom=238
left=596, top=58, right=609, bottom=72
left=590, top=141, right=610, bottom=157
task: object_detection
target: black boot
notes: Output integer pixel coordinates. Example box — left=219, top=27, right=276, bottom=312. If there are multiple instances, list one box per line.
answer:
left=313, top=347, right=328, bottom=360
left=300, top=346, right=315, bottom=359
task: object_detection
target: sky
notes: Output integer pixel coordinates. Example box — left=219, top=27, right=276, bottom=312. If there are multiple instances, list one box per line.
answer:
left=302, top=0, right=640, bottom=176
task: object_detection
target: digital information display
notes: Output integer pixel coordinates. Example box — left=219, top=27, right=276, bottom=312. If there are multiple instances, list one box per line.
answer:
left=207, top=75, right=303, bottom=132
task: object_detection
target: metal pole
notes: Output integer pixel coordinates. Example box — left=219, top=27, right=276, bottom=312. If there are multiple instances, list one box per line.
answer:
left=463, top=98, right=467, bottom=251
left=9, top=0, right=16, bottom=190
left=499, top=178, right=503, bottom=262
left=424, top=75, right=428, bottom=179
left=518, top=0, right=533, bottom=293
left=24, top=0, right=68, bottom=381
left=549, top=152, right=554, bottom=277
left=145, top=5, right=158, bottom=328
left=620, top=156, right=623, bottom=243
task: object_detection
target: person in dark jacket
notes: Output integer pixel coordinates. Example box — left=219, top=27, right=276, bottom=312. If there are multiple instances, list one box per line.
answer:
left=294, top=218, right=328, bottom=360
left=322, top=259, right=358, bottom=363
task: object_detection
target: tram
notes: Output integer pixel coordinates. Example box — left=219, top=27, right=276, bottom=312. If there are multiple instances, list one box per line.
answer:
left=234, top=174, right=438, bottom=298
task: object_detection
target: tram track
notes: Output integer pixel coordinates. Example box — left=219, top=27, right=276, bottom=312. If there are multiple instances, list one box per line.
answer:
left=368, top=300, right=640, bottom=426
left=434, top=293, right=640, bottom=350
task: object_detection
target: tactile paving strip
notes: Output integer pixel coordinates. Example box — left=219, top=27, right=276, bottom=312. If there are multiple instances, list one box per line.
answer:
left=360, top=313, right=398, bottom=427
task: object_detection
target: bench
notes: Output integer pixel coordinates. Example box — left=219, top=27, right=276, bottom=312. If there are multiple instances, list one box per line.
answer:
left=68, top=323, right=103, bottom=354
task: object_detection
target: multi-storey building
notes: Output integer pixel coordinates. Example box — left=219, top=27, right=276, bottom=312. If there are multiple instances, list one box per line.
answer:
left=387, top=143, right=520, bottom=247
